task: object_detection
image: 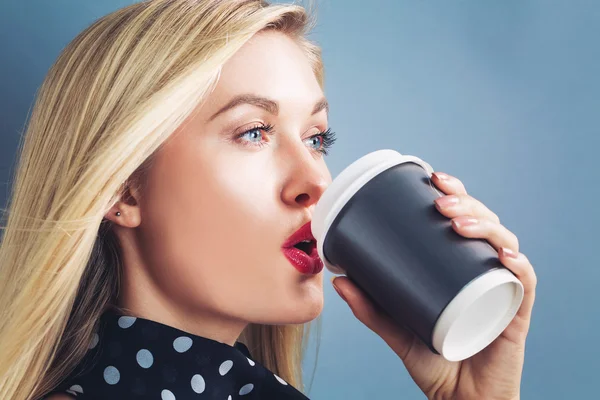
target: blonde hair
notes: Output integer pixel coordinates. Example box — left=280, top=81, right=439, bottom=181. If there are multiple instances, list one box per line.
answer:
left=0, top=1, right=324, bottom=399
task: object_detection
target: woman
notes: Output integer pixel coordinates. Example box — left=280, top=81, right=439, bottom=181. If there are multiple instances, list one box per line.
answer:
left=0, top=0, right=537, bottom=399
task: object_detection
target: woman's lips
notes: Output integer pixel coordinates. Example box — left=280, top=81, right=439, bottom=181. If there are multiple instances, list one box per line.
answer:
left=281, top=221, right=324, bottom=275
left=281, top=246, right=324, bottom=275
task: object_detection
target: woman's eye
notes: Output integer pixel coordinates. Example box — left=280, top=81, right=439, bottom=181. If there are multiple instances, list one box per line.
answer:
left=234, top=124, right=273, bottom=148
left=239, top=128, right=264, bottom=143
left=304, top=135, right=323, bottom=150
left=304, top=128, right=336, bottom=155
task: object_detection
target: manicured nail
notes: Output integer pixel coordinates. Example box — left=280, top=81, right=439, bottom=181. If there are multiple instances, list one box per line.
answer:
left=501, top=247, right=519, bottom=259
left=331, top=276, right=347, bottom=302
left=433, top=172, right=450, bottom=181
left=452, top=217, right=478, bottom=229
left=435, top=195, right=460, bottom=209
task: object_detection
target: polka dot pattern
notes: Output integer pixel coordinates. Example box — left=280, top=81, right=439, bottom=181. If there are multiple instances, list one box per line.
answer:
left=161, top=389, right=176, bottom=400
left=274, top=373, right=288, bottom=385
left=239, top=383, right=254, bottom=395
left=190, top=374, right=206, bottom=393
left=103, top=366, right=120, bottom=385
left=219, top=360, right=233, bottom=376
left=46, top=309, right=311, bottom=399
left=136, top=349, right=154, bottom=368
left=89, top=333, right=99, bottom=349
left=173, top=336, right=193, bottom=353
left=117, top=316, right=136, bottom=329
left=69, top=384, right=83, bottom=394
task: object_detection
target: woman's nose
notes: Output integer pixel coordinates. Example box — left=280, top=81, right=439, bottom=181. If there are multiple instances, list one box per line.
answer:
left=280, top=152, right=330, bottom=209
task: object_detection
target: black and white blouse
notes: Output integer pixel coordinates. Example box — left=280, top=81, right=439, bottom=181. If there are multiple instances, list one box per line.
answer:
left=44, top=308, right=310, bottom=399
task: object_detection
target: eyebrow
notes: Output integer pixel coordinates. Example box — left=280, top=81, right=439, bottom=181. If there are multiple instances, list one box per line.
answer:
left=209, top=94, right=329, bottom=121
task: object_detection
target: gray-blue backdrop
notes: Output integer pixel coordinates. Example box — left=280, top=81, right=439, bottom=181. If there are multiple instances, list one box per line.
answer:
left=1, top=1, right=598, bottom=399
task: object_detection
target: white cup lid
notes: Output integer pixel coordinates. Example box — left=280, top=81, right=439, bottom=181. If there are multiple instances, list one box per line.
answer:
left=432, top=268, right=525, bottom=361
left=312, top=149, right=434, bottom=274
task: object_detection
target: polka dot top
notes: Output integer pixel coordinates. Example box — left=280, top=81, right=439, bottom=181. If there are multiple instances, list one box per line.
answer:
left=43, top=308, right=310, bottom=399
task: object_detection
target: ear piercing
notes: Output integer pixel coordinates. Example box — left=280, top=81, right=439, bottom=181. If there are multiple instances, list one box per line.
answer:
left=116, top=212, right=121, bottom=217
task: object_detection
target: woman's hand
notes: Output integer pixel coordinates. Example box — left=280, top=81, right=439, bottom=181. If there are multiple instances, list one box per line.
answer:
left=331, top=171, right=537, bottom=400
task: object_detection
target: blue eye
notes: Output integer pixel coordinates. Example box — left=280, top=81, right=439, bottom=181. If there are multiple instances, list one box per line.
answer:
left=304, top=128, right=337, bottom=156
left=235, top=123, right=274, bottom=148
left=304, top=135, right=323, bottom=150
left=240, top=128, right=263, bottom=143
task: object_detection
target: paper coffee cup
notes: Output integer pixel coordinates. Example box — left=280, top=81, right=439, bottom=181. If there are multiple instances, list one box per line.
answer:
left=312, top=149, right=524, bottom=361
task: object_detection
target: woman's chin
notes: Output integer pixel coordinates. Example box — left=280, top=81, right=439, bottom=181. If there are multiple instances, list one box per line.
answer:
left=288, top=289, right=324, bottom=323
left=270, top=289, right=324, bottom=325
left=245, top=276, right=324, bottom=324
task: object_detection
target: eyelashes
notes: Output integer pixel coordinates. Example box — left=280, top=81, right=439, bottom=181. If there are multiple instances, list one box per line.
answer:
left=233, top=123, right=337, bottom=155
left=315, top=128, right=337, bottom=156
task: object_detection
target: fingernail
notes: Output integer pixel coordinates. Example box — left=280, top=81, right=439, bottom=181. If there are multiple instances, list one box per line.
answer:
left=435, top=195, right=460, bottom=209
left=452, top=217, right=478, bottom=229
left=331, top=277, right=347, bottom=302
left=433, top=172, right=450, bottom=181
left=501, top=247, right=519, bottom=259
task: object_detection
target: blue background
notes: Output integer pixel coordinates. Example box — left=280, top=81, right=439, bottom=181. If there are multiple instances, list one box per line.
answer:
left=1, top=1, right=598, bottom=399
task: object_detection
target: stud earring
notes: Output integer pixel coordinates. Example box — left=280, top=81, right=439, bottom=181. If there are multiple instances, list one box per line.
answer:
left=116, top=212, right=121, bottom=217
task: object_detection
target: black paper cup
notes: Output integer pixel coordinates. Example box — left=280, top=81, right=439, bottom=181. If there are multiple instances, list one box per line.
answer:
left=312, top=150, right=524, bottom=361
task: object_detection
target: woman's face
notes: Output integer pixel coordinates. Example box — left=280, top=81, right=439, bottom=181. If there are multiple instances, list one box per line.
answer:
left=110, top=31, right=332, bottom=340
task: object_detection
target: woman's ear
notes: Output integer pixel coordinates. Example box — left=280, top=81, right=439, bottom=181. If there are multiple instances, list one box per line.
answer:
left=104, top=181, right=142, bottom=228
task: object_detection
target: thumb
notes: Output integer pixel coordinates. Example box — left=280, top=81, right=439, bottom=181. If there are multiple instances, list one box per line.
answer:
left=331, top=276, right=416, bottom=360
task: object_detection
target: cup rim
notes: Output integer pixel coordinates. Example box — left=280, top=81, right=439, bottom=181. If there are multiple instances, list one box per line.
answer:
left=431, top=267, right=525, bottom=361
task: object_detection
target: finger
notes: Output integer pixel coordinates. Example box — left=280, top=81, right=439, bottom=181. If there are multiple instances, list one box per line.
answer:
left=431, top=172, right=468, bottom=196
left=451, top=216, right=519, bottom=254
left=331, top=276, right=415, bottom=360
left=498, top=249, right=537, bottom=321
left=434, top=194, right=501, bottom=224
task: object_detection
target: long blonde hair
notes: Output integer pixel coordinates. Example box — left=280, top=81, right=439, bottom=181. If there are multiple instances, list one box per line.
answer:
left=0, top=1, right=323, bottom=398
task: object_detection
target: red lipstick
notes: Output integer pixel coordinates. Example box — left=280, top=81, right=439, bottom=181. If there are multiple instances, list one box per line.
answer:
left=281, top=221, right=323, bottom=275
